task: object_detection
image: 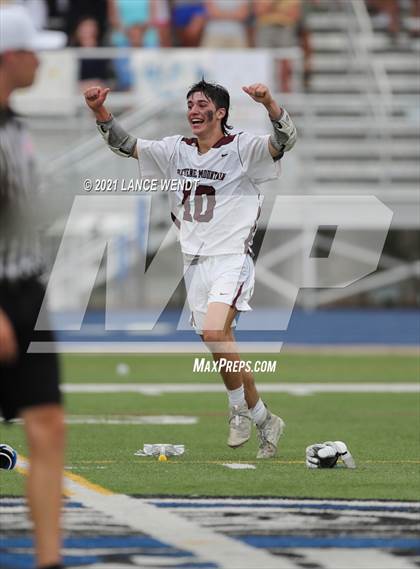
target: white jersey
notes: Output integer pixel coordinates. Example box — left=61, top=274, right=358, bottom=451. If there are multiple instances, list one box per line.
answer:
left=136, top=132, right=280, bottom=256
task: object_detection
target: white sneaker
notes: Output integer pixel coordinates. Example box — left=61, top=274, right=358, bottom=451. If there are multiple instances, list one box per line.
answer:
left=256, top=412, right=285, bottom=459
left=228, top=403, right=252, bottom=448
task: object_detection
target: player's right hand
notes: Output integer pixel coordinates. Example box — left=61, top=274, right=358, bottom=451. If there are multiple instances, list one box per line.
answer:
left=84, top=86, right=111, bottom=110
left=0, top=309, right=18, bottom=362
left=242, top=84, right=273, bottom=106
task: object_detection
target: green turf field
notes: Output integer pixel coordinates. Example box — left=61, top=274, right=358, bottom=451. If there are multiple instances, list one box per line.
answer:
left=61, top=352, right=419, bottom=383
left=1, top=353, right=419, bottom=501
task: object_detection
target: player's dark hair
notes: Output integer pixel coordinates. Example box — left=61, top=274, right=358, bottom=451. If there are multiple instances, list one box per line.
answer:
left=186, top=79, right=232, bottom=135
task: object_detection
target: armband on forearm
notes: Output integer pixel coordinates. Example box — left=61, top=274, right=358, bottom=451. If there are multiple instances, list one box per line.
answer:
left=96, top=115, right=137, bottom=158
left=269, top=108, right=297, bottom=154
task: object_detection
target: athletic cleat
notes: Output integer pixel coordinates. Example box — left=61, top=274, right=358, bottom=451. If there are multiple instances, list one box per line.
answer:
left=228, top=403, right=252, bottom=448
left=256, top=412, right=285, bottom=459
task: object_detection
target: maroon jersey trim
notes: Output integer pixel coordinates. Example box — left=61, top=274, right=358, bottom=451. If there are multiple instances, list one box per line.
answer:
left=212, top=134, right=236, bottom=148
left=170, top=212, right=181, bottom=229
left=231, top=282, right=244, bottom=309
left=181, top=134, right=236, bottom=149
left=243, top=205, right=261, bottom=255
left=181, top=137, right=198, bottom=147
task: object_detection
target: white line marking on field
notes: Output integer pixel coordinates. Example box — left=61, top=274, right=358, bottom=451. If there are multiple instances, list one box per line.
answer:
left=65, top=466, right=108, bottom=470
left=150, top=497, right=420, bottom=508
left=11, top=415, right=198, bottom=426
left=63, top=415, right=198, bottom=425
left=131, top=557, right=201, bottom=567
left=222, top=463, right=256, bottom=470
left=15, top=458, right=294, bottom=569
left=65, top=489, right=290, bottom=568
left=63, top=383, right=420, bottom=395
left=301, top=548, right=417, bottom=569
left=28, top=341, right=420, bottom=354
left=30, top=341, right=285, bottom=353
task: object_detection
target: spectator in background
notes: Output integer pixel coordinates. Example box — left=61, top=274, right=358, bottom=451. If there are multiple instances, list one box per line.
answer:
left=245, top=0, right=256, bottom=48
left=171, top=0, right=206, bottom=47
left=366, top=0, right=401, bottom=41
left=108, top=0, right=151, bottom=47
left=297, top=0, right=315, bottom=91
left=71, top=16, right=112, bottom=91
left=202, top=0, right=249, bottom=48
left=151, top=0, right=172, bottom=47
left=409, top=0, right=420, bottom=37
left=65, top=0, right=108, bottom=46
left=254, top=0, right=301, bottom=93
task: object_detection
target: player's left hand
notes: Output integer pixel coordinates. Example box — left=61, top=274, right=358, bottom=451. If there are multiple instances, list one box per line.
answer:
left=306, top=441, right=356, bottom=469
left=242, top=84, right=273, bottom=106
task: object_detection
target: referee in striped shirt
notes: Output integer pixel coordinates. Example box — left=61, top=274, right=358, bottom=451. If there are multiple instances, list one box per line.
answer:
left=0, top=5, right=66, bottom=569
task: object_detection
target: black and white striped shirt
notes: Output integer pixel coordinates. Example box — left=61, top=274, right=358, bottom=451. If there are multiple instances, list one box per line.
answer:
left=0, top=107, right=44, bottom=281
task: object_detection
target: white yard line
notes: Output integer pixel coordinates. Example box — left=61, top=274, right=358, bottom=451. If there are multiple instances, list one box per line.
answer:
left=28, top=341, right=419, bottom=354
left=15, top=458, right=293, bottom=569
left=64, top=415, right=197, bottom=425
left=298, top=549, right=417, bottom=569
left=63, top=383, right=420, bottom=395
left=48, top=464, right=295, bottom=568
left=222, top=463, right=256, bottom=470
left=11, top=415, right=198, bottom=426
left=30, top=341, right=284, bottom=353
left=7, top=463, right=420, bottom=569
left=150, top=497, right=420, bottom=508
left=69, top=493, right=292, bottom=568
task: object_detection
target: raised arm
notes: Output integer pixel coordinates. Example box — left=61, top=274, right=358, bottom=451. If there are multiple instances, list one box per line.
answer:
left=242, top=83, right=297, bottom=158
left=84, top=86, right=138, bottom=159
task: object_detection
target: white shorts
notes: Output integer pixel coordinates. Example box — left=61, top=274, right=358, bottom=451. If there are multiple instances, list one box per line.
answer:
left=183, top=253, right=255, bottom=334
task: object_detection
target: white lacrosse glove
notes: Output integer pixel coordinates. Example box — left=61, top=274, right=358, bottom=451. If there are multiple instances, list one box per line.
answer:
left=306, top=441, right=356, bottom=469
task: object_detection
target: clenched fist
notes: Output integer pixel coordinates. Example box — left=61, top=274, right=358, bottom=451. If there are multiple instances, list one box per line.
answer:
left=242, top=83, right=274, bottom=106
left=84, top=86, right=111, bottom=111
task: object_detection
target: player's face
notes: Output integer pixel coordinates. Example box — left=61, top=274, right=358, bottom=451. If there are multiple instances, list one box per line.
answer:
left=2, top=50, right=39, bottom=89
left=187, top=92, right=222, bottom=137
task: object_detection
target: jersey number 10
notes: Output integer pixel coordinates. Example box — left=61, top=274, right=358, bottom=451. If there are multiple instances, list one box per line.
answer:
left=182, top=185, right=215, bottom=223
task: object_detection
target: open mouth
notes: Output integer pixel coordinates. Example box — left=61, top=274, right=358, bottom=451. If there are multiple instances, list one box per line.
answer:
left=190, top=118, right=204, bottom=125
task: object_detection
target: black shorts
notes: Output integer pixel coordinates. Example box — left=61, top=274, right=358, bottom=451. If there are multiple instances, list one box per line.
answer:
left=0, top=277, right=61, bottom=421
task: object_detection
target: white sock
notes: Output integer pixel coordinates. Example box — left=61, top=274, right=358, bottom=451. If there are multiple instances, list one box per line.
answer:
left=227, top=385, right=246, bottom=407
left=251, top=398, right=268, bottom=426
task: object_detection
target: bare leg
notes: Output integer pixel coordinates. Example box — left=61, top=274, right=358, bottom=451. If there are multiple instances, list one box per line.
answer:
left=368, top=0, right=400, bottom=37
left=22, top=404, right=65, bottom=568
left=300, top=28, right=312, bottom=91
left=127, top=25, right=147, bottom=47
left=241, top=361, right=259, bottom=409
left=410, top=0, right=420, bottom=36
left=157, top=24, right=172, bottom=47
left=201, top=303, right=283, bottom=456
left=177, top=15, right=206, bottom=47
left=388, top=0, right=401, bottom=37
left=202, top=302, right=260, bottom=407
left=281, top=59, right=293, bottom=93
